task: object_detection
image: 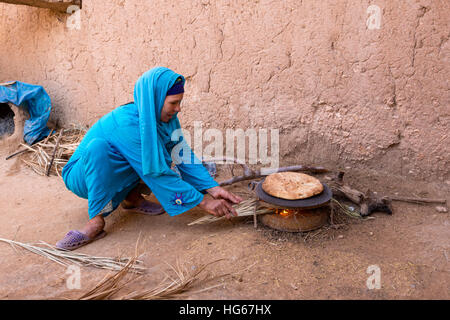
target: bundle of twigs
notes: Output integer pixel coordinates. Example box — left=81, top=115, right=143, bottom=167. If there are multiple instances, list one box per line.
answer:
left=19, top=125, right=87, bottom=177
left=188, top=198, right=273, bottom=226
left=0, top=238, right=147, bottom=274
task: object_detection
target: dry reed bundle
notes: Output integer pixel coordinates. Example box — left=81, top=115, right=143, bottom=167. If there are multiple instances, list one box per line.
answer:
left=78, top=257, right=142, bottom=300
left=75, top=259, right=226, bottom=300
left=0, top=238, right=147, bottom=273
left=20, top=125, right=87, bottom=177
left=188, top=198, right=273, bottom=226
left=118, top=259, right=226, bottom=300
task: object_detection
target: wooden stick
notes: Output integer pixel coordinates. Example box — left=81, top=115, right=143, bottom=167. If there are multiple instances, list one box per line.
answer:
left=43, top=129, right=55, bottom=144
left=5, top=148, right=28, bottom=160
left=253, top=204, right=257, bottom=229
left=19, top=143, right=37, bottom=153
left=46, top=129, right=63, bottom=176
left=387, top=196, right=446, bottom=205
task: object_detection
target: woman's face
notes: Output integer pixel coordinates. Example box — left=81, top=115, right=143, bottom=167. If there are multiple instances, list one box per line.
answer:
left=160, top=93, right=183, bottom=122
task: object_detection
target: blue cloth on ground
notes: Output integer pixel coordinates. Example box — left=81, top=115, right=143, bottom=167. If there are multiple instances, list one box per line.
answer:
left=0, top=81, right=51, bottom=144
left=62, top=67, right=218, bottom=219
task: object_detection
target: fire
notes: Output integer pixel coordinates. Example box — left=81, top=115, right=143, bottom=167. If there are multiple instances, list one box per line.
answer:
left=276, top=208, right=296, bottom=217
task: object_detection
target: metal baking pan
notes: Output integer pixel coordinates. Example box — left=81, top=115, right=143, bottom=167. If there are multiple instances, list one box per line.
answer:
left=255, top=178, right=332, bottom=209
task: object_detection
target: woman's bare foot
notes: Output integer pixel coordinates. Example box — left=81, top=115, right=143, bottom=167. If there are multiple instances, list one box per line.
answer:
left=79, top=215, right=105, bottom=239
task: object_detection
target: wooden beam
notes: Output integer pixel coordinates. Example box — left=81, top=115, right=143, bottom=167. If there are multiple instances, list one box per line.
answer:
left=0, top=0, right=81, bottom=13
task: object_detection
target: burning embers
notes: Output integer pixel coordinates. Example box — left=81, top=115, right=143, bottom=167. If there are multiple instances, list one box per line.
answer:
left=260, top=207, right=329, bottom=233
left=275, top=208, right=297, bottom=217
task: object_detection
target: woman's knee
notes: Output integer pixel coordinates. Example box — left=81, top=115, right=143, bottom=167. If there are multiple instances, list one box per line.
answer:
left=83, top=138, right=110, bottom=162
left=83, top=138, right=110, bottom=166
left=86, top=138, right=109, bottom=153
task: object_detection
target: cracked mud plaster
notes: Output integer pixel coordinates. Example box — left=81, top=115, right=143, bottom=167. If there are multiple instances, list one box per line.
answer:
left=0, top=0, right=448, bottom=181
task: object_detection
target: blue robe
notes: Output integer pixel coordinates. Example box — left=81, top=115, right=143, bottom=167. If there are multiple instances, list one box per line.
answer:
left=62, top=68, right=218, bottom=219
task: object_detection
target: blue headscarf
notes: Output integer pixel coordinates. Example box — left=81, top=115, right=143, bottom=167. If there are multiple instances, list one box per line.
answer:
left=133, top=67, right=186, bottom=177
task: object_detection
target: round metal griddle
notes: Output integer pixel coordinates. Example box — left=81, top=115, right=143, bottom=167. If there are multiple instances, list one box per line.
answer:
left=255, top=179, right=332, bottom=209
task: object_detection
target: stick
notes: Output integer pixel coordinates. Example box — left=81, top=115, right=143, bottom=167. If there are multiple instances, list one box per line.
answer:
left=5, top=148, right=28, bottom=160
left=387, top=196, right=446, bottom=205
left=46, top=129, right=63, bottom=176
left=253, top=203, right=257, bottom=229
left=43, top=129, right=55, bottom=144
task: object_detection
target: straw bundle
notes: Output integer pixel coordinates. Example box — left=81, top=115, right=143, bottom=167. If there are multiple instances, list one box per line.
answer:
left=78, top=257, right=142, bottom=300
left=118, top=259, right=226, bottom=300
left=188, top=198, right=273, bottom=226
left=76, top=259, right=226, bottom=300
left=20, top=125, right=87, bottom=177
left=0, top=238, right=147, bottom=273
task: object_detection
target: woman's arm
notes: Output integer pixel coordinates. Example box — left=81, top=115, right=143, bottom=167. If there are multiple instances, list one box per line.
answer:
left=205, top=186, right=243, bottom=204
left=169, top=137, right=217, bottom=190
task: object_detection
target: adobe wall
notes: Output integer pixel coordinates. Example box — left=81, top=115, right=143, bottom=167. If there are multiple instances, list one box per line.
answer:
left=0, top=0, right=448, bottom=182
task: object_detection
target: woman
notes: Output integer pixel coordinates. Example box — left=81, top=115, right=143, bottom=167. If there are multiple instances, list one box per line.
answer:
left=56, top=67, right=242, bottom=250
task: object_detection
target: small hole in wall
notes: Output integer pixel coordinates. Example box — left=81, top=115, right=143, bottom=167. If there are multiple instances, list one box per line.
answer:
left=0, top=103, right=15, bottom=138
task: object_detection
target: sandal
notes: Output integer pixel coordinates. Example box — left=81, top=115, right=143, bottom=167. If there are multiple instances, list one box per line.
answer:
left=121, top=200, right=165, bottom=216
left=56, top=230, right=107, bottom=251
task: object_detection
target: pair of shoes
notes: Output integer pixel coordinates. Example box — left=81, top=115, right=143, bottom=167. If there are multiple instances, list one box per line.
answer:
left=55, top=230, right=107, bottom=251
left=121, top=200, right=165, bottom=216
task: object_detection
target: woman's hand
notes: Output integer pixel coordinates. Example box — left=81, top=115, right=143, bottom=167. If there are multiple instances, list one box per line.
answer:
left=205, top=186, right=243, bottom=204
left=198, top=197, right=238, bottom=219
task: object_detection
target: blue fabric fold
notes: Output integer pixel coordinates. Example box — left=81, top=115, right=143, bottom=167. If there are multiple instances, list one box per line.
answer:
left=0, top=81, right=51, bottom=144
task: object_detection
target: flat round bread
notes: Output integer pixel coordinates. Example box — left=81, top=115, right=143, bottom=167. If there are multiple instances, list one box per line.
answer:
left=262, top=172, right=323, bottom=200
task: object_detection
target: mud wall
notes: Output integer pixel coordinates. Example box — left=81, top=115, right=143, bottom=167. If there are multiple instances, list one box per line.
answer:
left=0, top=0, right=448, bottom=181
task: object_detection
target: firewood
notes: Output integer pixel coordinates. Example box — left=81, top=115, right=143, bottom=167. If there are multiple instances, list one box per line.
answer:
left=327, top=172, right=393, bottom=216
left=46, top=129, right=63, bottom=176
left=386, top=196, right=446, bottom=204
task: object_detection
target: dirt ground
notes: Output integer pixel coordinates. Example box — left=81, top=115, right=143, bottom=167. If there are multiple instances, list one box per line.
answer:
left=0, top=146, right=448, bottom=300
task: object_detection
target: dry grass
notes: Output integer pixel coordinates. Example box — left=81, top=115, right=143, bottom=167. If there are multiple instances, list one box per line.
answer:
left=119, top=259, right=226, bottom=300
left=76, top=258, right=228, bottom=300
left=19, top=125, right=87, bottom=177
left=78, top=257, right=142, bottom=300
left=188, top=198, right=273, bottom=225
left=0, top=238, right=147, bottom=273
left=330, top=198, right=374, bottom=220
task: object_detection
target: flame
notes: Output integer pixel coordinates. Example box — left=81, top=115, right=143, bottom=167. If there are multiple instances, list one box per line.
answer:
left=276, top=208, right=296, bottom=217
